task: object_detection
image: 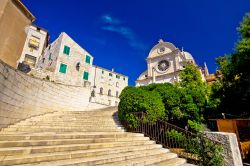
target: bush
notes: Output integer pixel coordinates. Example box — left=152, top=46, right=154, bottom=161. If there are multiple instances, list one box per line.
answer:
left=118, top=86, right=165, bottom=127
left=165, top=129, right=223, bottom=166
left=187, top=120, right=204, bottom=133
left=152, top=83, right=182, bottom=121
left=166, top=129, right=186, bottom=142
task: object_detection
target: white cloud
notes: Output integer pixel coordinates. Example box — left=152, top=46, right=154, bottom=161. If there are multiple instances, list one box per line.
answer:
left=100, top=14, right=147, bottom=51
left=101, top=14, right=122, bottom=25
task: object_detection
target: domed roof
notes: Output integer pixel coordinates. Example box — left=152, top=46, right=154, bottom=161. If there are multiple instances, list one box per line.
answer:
left=147, top=39, right=177, bottom=59
left=183, top=51, right=196, bottom=63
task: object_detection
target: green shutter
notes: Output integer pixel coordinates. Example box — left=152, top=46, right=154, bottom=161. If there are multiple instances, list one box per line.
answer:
left=123, top=77, right=126, bottom=81
left=83, top=71, right=89, bottom=80
left=59, top=63, right=67, bottom=74
left=63, top=45, right=70, bottom=55
left=109, top=73, right=113, bottom=77
left=116, top=75, right=120, bottom=79
left=102, top=70, right=104, bottom=74
left=85, top=55, right=91, bottom=64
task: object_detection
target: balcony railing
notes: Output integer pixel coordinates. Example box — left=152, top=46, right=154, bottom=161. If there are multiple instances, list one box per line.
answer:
left=28, top=39, right=40, bottom=49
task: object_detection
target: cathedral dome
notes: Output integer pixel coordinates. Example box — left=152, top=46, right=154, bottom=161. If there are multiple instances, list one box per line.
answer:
left=183, top=51, right=196, bottom=64
left=147, top=39, right=177, bottom=59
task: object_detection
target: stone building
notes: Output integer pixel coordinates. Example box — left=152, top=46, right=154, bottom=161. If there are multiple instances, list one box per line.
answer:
left=136, top=39, right=205, bottom=86
left=89, top=66, right=128, bottom=106
left=18, top=24, right=49, bottom=68
left=36, top=32, right=128, bottom=106
left=37, top=32, right=93, bottom=86
left=0, top=0, right=35, bottom=68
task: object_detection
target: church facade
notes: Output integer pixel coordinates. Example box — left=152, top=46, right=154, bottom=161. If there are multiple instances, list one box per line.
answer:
left=136, top=39, right=206, bottom=86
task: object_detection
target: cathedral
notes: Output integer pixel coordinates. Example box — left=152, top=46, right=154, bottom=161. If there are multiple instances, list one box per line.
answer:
left=136, top=39, right=208, bottom=86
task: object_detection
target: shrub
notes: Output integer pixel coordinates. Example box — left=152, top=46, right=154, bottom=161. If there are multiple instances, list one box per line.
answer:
left=152, top=83, right=182, bottom=121
left=166, top=129, right=186, bottom=142
left=118, top=86, right=165, bottom=127
left=165, top=129, right=223, bottom=166
left=187, top=120, right=204, bottom=133
left=45, top=75, right=50, bottom=80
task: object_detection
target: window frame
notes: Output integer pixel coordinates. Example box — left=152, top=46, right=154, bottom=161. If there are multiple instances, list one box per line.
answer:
left=85, top=55, right=91, bottom=64
left=63, top=45, right=70, bottom=55
left=59, top=63, right=67, bottom=74
left=83, top=71, right=89, bottom=80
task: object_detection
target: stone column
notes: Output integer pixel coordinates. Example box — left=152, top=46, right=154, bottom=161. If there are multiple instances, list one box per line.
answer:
left=152, top=67, right=156, bottom=83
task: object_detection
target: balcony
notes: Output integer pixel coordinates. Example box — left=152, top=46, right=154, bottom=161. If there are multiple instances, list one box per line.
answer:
left=28, top=39, right=40, bottom=49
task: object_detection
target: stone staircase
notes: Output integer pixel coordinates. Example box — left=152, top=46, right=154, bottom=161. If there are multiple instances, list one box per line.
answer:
left=0, top=107, right=194, bottom=166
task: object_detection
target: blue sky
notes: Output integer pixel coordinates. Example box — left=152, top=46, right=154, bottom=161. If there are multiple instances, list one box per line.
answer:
left=22, top=0, right=250, bottom=85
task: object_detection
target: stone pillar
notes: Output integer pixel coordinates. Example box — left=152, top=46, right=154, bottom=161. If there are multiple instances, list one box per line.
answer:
left=152, top=67, right=156, bottom=83
left=205, top=132, right=243, bottom=166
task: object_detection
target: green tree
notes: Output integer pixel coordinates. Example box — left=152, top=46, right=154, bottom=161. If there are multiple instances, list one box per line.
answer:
left=211, top=13, right=250, bottom=117
left=178, top=64, right=207, bottom=124
left=118, top=86, right=165, bottom=127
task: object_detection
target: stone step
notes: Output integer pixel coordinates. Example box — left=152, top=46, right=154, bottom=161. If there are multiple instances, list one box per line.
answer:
left=0, top=108, right=194, bottom=166
left=99, top=152, right=178, bottom=166
left=0, top=136, right=149, bottom=148
left=0, top=132, right=143, bottom=141
left=8, top=125, right=123, bottom=129
left=18, top=121, right=120, bottom=125
left=22, top=120, right=119, bottom=123
left=0, top=140, right=155, bottom=156
left=0, top=144, right=161, bottom=165
left=10, top=148, right=169, bottom=166
left=28, top=116, right=119, bottom=119
left=2, top=127, right=124, bottom=132
left=13, top=124, right=121, bottom=128
left=150, top=157, right=187, bottom=166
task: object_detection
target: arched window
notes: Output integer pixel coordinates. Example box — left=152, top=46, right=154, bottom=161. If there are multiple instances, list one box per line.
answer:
left=100, top=87, right=103, bottom=95
left=116, top=91, right=119, bottom=98
left=108, top=89, right=112, bottom=96
left=116, top=82, right=119, bottom=87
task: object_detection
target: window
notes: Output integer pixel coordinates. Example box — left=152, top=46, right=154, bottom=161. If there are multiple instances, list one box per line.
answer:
left=42, top=58, right=45, bottom=63
left=108, top=89, right=111, bottom=96
left=59, top=63, right=67, bottom=74
left=109, top=73, right=113, bottom=77
left=83, top=71, right=89, bottom=80
left=102, top=70, right=104, bottom=74
left=115, top=101, right=118, bottom=106
left=116, top=91, right=119, bottom=98
left=116, top=75, right=120, bottom=79
left=91, top=90, right=95, bottom=97
left=24, top=54, right=36, bottom=67
left=76, top=62, right=80, bottom=71
left=116, top=82, right=119, bottom=87
left=123, top=77, right=126, bottom=81
left=100, top=87, right=103, bottom=95
left=85, top=55, right=91, bottom=64
left=63, top=45, right=70, bottom=55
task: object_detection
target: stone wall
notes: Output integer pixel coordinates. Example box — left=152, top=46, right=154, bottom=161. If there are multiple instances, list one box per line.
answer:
left=205, top=132, right=243, bottom=166
left=0, top=59, right=91, bottom=129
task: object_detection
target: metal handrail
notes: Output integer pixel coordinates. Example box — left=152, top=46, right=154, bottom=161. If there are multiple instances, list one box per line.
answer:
left=121, top=112, right=224, bottom=165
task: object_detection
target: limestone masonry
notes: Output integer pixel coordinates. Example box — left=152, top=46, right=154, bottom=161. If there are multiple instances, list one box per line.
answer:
left=136, top=39, right=209, bottom=86
left=0, top=59, right=90, bottom=129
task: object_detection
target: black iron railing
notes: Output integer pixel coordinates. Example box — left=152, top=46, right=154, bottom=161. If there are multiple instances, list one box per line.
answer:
left=121, top=112, right=225, bottom=165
